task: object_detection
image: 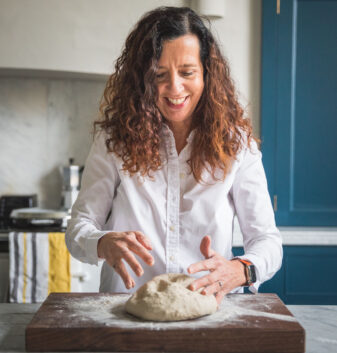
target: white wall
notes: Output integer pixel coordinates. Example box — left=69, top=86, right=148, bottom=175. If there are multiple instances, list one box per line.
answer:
left=0, top=0, right=262, bottom=204
left=0, top=78, right=106, bottom=208
left=203, top=0, right=262, bottom=136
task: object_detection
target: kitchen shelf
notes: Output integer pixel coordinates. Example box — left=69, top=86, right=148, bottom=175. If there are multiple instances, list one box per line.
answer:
left=0, top=68, right=108, bottom=81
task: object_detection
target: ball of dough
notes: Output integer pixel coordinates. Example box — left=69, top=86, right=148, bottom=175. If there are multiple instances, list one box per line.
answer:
left=125, top=273, right=218, bottom=321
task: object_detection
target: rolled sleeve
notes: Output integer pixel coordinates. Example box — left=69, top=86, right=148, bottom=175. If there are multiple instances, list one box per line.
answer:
left=230, top=140, right=283, bottom=292
left=65, top=132, right=120, bottom=265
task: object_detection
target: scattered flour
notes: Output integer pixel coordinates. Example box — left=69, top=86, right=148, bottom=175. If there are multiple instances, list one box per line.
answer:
left=61, top=294, right=297, bottom=330
left=313, top=337, right=337, bottom=345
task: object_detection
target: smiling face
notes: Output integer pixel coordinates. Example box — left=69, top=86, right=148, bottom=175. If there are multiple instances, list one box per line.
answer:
left=155, top=34, right=204, bottom=131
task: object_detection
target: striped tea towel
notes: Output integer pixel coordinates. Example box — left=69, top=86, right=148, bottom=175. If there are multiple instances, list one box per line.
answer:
left=9, top=232, right=71, bottom=303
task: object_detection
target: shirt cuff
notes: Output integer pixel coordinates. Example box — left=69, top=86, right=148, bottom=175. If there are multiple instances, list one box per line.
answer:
left=85, top=230, right=108, bottom=265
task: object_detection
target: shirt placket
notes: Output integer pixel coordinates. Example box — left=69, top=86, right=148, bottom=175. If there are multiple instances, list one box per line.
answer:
left=165, top=134, right=180, bottom=273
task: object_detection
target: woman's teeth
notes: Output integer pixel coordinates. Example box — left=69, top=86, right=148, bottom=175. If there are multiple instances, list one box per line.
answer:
left=167, top=97, right=186, bottom=105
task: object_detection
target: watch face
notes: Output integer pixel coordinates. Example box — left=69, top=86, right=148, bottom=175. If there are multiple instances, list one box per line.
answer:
left=248, top=265, right=257, bottom=284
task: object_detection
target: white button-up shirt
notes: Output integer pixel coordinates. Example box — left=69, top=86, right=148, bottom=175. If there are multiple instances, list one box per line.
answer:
left=66, top=125, right=282, bottom=294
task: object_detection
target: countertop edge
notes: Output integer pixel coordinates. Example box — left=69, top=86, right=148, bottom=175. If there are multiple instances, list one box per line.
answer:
left=1, top=221, right=337, bottom=246
left=232, top=218, right=337, bottom=246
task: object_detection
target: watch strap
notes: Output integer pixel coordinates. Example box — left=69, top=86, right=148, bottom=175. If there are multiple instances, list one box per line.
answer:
left=235, top=258, right=257, bottom=286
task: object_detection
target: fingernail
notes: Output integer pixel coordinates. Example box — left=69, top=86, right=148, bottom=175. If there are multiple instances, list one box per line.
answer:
left=137, top=269, right=143, bottom=276
left=189, top=284, right=195, bottom=291
left=201, top=290, right=206, bottom=295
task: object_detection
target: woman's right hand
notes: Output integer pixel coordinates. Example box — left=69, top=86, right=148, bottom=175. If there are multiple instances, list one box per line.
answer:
left=97, top=231, right=154, bottom=289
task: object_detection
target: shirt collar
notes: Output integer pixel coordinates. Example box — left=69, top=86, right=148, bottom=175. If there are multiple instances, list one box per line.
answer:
left=161, top=123, right=196, bottom=144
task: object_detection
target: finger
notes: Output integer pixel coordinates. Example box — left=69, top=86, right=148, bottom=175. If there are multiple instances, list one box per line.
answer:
left=134, top=231, right=153, bottom=250
left=127, top=238, right=154, bottom=266
left=120, top=247, right=144, bottom=277
left=109, top=259, right=135, bottom=290
left=201, top=280, right=225, bottom=296
left=215, top=291, right=226, bottom=306
left=188, top=257, right=216, bottom=275
left=188, top=271, right=218, bottom=291
left=200, top=235, right=216, bottom=259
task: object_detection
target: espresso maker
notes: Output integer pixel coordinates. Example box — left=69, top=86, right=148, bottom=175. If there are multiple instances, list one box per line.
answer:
left=61, top=158, right=84, bottom=212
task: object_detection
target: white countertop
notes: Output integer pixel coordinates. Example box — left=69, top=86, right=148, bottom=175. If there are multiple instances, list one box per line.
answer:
left=230, top=217, right=337, bottom=246
left=1, top=220, right=337, bottom=246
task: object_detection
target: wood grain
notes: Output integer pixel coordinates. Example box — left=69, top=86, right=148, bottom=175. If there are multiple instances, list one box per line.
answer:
left=25, top=293, right=305, bottom=352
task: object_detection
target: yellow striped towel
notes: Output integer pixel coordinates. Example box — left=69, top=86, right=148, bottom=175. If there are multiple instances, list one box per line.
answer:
left=9, top=232, right=71, bottom=303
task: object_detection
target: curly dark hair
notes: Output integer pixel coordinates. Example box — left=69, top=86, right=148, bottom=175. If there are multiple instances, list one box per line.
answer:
left=94, top=6, right=257, bottom=182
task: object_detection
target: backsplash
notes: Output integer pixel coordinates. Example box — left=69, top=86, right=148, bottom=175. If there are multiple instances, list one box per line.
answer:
left=0, top=77, right=106, bottom=209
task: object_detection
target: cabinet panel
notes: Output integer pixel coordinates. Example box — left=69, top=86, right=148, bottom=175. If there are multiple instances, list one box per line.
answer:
left=70, top=257, right=102, bottom=293
left=261, top=0, right=337, bottom=225
left=285, top=246, right=337, bottom=304
left=0, top=0, right=185, bottom=76
left=233, top=246, right=337, bottom=304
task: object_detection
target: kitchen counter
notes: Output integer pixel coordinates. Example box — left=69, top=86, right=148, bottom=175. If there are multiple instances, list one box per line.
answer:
left=2, top=224, right=337, bottom=246
left=232, top=218, right=337, bottom=246
left=0, top=302, right=336, bottom=353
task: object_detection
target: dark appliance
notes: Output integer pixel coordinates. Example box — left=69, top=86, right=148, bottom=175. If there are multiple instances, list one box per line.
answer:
left=0, top=195, right=37, bottom=230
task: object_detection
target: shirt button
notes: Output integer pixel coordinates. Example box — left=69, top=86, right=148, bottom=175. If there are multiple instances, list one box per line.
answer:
left=169, top=225, right=175, bottom=232
left=170, top=255, right=175, bottom=262
left=179, top=172, right=185, bottom=179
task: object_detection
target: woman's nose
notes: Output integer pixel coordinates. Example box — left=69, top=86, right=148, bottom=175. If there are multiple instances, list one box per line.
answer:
left=167, top=72, right=183, bottom=94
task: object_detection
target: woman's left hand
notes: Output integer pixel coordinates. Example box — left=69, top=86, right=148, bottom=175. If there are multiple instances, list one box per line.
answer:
left=187, top=235, right=247, bottom=305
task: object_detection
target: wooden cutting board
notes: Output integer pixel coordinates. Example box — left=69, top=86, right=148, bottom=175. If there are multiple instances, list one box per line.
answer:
left=26, top=293, right=305, bottom=353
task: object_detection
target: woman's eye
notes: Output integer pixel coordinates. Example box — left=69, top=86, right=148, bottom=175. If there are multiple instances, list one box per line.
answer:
left=156, top=71, right=194, bottom=79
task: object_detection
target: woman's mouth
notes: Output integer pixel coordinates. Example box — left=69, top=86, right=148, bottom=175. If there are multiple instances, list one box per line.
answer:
left=165, top=96, right=189, bottom=109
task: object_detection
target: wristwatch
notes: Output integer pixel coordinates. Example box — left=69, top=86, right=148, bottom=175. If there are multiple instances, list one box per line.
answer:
left=236, top=259, right=257, bottom=286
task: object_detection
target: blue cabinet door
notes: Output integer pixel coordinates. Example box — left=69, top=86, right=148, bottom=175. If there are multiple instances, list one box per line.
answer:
left=284, top=246, right=337, bottom=304
left=261, top=0, right=337, bottom=225
left=233, top=246, right=337, bottom=304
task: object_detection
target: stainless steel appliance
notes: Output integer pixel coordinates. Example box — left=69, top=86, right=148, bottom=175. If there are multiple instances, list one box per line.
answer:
left=60, top=158, right=83, bottom=212
left=10, top=208, right=68, bottom=231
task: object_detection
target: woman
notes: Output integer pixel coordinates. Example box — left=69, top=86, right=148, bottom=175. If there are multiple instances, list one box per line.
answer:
left=66, top=6, right=282, bottom=305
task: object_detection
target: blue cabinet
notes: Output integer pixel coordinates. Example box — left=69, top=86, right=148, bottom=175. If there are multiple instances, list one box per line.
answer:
left=233, top=245, right=337, bottom=304
left=261, top=0, right=337, bottom=225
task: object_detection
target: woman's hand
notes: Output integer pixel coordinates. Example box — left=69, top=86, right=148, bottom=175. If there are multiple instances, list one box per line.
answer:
left=97, top=231, right=154, bottom=289
left=187, top=235, right=247, bottom=305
